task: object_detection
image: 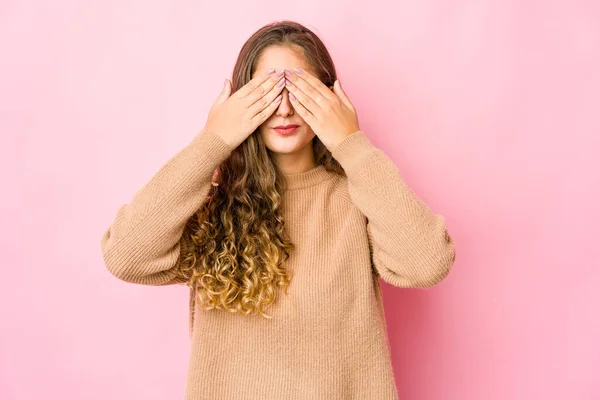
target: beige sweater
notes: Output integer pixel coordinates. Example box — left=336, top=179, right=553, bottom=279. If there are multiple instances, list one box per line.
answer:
left=100, top=129, right=456, bottom=400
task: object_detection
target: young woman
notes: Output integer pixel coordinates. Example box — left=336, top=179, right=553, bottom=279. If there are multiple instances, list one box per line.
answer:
left=101, top=20, right=456, bottom=400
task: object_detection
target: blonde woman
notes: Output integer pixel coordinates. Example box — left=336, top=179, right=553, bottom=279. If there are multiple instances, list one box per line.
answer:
left=100, top=20, right=456, bottom=400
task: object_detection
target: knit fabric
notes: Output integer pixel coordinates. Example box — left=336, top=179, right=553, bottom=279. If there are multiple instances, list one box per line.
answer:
left=100, top=129, right=456, bottom=400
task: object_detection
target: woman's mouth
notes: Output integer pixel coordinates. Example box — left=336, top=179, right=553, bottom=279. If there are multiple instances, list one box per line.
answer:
left=273, top=125, right=299, bottom=135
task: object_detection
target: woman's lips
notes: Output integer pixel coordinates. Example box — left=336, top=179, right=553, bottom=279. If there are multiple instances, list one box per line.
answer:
left=273, top=126, right=299, bottom=135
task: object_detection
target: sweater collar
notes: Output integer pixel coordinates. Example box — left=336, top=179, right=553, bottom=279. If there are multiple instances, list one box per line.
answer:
left=282, top=164, right=332, bottom=190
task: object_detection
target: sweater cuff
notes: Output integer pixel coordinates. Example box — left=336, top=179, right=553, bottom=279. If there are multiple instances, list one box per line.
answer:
left=331, top=130, right=378, bottom=172
left=188, top=130, right=236, bottom=159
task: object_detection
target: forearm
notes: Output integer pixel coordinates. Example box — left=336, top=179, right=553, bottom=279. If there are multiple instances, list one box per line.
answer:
left=332, top=130, right=456, bottom=287
left=100, top=130, right=233, bottom=285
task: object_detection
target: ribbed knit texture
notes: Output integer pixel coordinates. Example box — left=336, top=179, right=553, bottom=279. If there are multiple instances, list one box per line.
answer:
left=100, top=129, right=456, bottom=400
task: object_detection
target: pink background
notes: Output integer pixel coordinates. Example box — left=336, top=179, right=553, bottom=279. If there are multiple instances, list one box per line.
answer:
left=2, top=1, right=599, bottom=399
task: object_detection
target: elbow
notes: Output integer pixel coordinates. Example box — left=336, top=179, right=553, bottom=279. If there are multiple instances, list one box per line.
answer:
left=100, top=239, right=186, bottom=286
left=417, top=235, right=456, bottom=288
left=419, top=245, right=455, bottom=287
left=102, top=255, right=166, bottom=285
left=411, top=216, right=456, bottom=288
left=379, top=232, right=456, bottom=289
left=100, top=233, right=124, bottom=282
left=100, top=230, right=144, bottom=284
left=106, top=268, right=133, bottom=283
left=102, top=251, right=140, bottom=284
left=100, top=230, right=158, bottom=284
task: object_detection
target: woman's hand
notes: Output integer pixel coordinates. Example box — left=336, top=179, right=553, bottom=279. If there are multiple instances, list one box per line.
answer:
left=283, top=68, right=360, bottom=151
left=204, top=68, right=286, bottom=149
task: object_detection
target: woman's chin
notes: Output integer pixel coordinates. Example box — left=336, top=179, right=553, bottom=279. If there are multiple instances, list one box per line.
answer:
left=263, top=130, right=314, bottom=154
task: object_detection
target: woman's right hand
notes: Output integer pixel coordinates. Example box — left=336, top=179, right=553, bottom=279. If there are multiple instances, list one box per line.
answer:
left=203, top=68, right=286, bottom=149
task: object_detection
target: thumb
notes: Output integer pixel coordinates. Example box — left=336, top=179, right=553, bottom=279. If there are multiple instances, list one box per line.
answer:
left=216, top=78, right=232, bottom=104
left=333, top=79, right=353, bottom=110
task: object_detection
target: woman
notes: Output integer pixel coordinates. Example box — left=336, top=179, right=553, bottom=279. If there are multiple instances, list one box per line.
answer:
left=100, top=20, right=456, bottom=400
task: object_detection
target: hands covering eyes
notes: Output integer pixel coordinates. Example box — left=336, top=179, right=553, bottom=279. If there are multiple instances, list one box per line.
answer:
left=283, top=68, right=360, bottom=151
left=203, top=67, right=360, bottom=152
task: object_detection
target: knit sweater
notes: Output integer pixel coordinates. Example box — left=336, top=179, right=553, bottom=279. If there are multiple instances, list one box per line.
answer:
left=100, top=129, right=456, bottom=400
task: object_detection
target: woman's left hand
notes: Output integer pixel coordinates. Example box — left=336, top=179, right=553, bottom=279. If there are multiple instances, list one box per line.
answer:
left=284, top=68, right=360, bottom=152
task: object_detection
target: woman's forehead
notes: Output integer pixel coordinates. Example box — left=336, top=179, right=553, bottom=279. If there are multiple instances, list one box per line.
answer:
left=253, top=46, right=314, bottom=77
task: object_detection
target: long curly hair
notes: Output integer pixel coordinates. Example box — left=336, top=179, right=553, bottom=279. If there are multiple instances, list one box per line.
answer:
left=179, top=20, right=346, bottom=319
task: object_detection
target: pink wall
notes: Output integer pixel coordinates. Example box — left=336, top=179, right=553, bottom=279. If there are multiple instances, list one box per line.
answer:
left=3, top=1, right=599, bottom=399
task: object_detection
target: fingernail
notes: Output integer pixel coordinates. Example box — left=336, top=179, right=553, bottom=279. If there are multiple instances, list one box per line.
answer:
left=284, top=69, right=292, bottom=77
left=293, top=67, right=304, bottom=74
left=277, top=68, right=285, bottom=76
left=267, top=68, right=275, bottom=75
left=289, top=92, right=296, bottom=101
left=277, top=77, right=285, bottom=87
left=275, top=94, right=282, bottom=103
left=285, top=79, right=291, bottom=87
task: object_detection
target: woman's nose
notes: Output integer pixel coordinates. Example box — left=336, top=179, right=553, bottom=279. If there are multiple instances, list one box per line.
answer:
left=275, top=89, right=294, bottom=116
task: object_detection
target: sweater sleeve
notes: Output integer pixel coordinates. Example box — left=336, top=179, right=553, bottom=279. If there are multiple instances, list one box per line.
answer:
left=100, top=130, right=233, bottom=286
left=331, top=130, right=456, bottom=288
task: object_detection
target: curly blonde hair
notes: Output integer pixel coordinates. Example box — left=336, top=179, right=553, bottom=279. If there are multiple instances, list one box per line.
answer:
left=179, top=20, right=345, bottom=318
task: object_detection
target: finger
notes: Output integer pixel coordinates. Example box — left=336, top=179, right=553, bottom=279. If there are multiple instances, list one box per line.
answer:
left=285, top=68, right=336, bottom=104
left=215, top=79, right=232, bottom=105
left=284, top=71, right=330, bottom=110
left=250, top=93, right=283, bottom=126
left=234, top=68, right=278, bottom=99
left=333, top=80, right=355, bottom=111
left=285, top=78, right=322, bottom=117
left=245, top=70, right=285, bottom=107
left=247, top=75, right=286, bottom=118
left=288, top=90, right=318, bottom=127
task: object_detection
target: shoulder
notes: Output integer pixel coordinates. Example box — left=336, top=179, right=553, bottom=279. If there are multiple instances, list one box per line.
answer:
left=328, top=173, right=356, bottom=209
